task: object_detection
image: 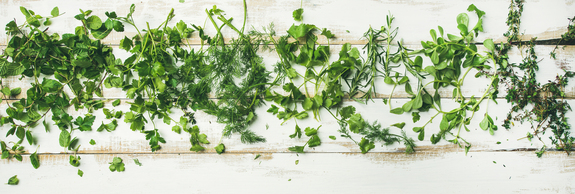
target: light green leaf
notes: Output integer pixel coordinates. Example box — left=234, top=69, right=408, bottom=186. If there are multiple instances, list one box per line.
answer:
left=51, top=7, right=59, bottom=17
left=86, top=16, right=102, bottom=30
left=456, top=13, right=469, bottom=27
left=30, top=152, right=40, bottom=169
left=59, top=130, right=71, bottom=147
left=215, top=143, right=225, bottom=154
left=480, top=115, right=489, bottom=130
left=483, top=39, right=495, bottom=51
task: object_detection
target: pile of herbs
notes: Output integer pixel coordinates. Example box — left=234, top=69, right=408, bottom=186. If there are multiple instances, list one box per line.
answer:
left=0, top=0, right=573, bottom=185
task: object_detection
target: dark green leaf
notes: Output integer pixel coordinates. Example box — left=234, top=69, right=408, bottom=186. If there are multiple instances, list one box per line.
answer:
left=418, top=129, right=425, bottom=141
left=412, top=112, right=421, bottom=122
left=30, top=152, right=40, bottom=169
left=7, top=175, right=18, bottom=185
left=112, top=99, right=121, bottom=107
left=26, top=130, right=33, bottom=145
left=69, top=155, right=81, bottom=167
left=10, top=88, right=21, bottom=96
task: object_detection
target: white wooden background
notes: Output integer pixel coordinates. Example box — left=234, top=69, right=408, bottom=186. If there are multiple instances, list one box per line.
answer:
left=1, top=0, right=575, bottom=193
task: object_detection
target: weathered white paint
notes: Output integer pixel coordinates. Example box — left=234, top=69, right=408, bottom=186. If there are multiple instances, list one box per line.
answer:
left=1, top=0, right=574, bottom=193
left=1, top=152, right=574, bottom=193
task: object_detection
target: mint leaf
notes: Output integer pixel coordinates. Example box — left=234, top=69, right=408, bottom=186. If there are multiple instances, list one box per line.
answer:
left=7, top=175, right=18, bottom=185
left=30, top=152, right=40, bottom=169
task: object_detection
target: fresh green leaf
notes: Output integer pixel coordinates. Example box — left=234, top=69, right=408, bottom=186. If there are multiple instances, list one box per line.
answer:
left=7, top=175, right=18, bottom=185
left=51, top=7, right=60, bottom=17
left=69, top=155, right=81, bottom=167
left=292, top=8, right=303, bottom=21
left=214, top=143, right=225, bottom=154
left=112, top=99, right=121, bottom=107
left=86, top=16, right=103, bottom=30
left=134, top=159, right=142, bottom=166
left=391, top=122, right=406, bottom=129
left=347, top=114, right=365, bottom=133
left=358, top=138, right=375, bottom=154
left=483, top=39, right=495, bottom=51
left=89, top=139, right=96, bottom=145
left=30, top=152, right=40, bottom=169
left=78, top=169, right=83, bottom=177
left=59, top=130, right=71, bottom=147
left=457, top=13, right=469, bottom=27
left=390, top=108, right=404, bottom=115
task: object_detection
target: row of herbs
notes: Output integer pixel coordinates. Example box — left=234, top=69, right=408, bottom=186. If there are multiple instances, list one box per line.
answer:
left=0, top=0, right=574, bottom=183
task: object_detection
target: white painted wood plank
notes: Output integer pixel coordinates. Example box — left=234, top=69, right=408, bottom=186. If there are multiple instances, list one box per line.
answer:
left=1, top=0, right=574, bottom=45
left=0, top=151, right=573, bottom=193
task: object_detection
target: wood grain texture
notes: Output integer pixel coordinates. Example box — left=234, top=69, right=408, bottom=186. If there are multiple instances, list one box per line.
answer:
left=1, top=0, right=574, bottom=45
left=0, top=152, right=574, bottom=193
left=0, top=0, right=574, bottom=193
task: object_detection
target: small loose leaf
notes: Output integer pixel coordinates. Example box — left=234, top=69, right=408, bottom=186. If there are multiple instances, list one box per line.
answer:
left=7, top=175, right=18, bottom=185
left=215, top=143, right=225, bottom=154
left=51, top=7, right=60, bottom=17
left=30, top=152, right=40, bottom=169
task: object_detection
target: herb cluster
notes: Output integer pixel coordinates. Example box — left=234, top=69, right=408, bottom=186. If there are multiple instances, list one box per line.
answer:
left=0, top=0, right=573, bottom=185
left=497, top=0, right=574, bottom=157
